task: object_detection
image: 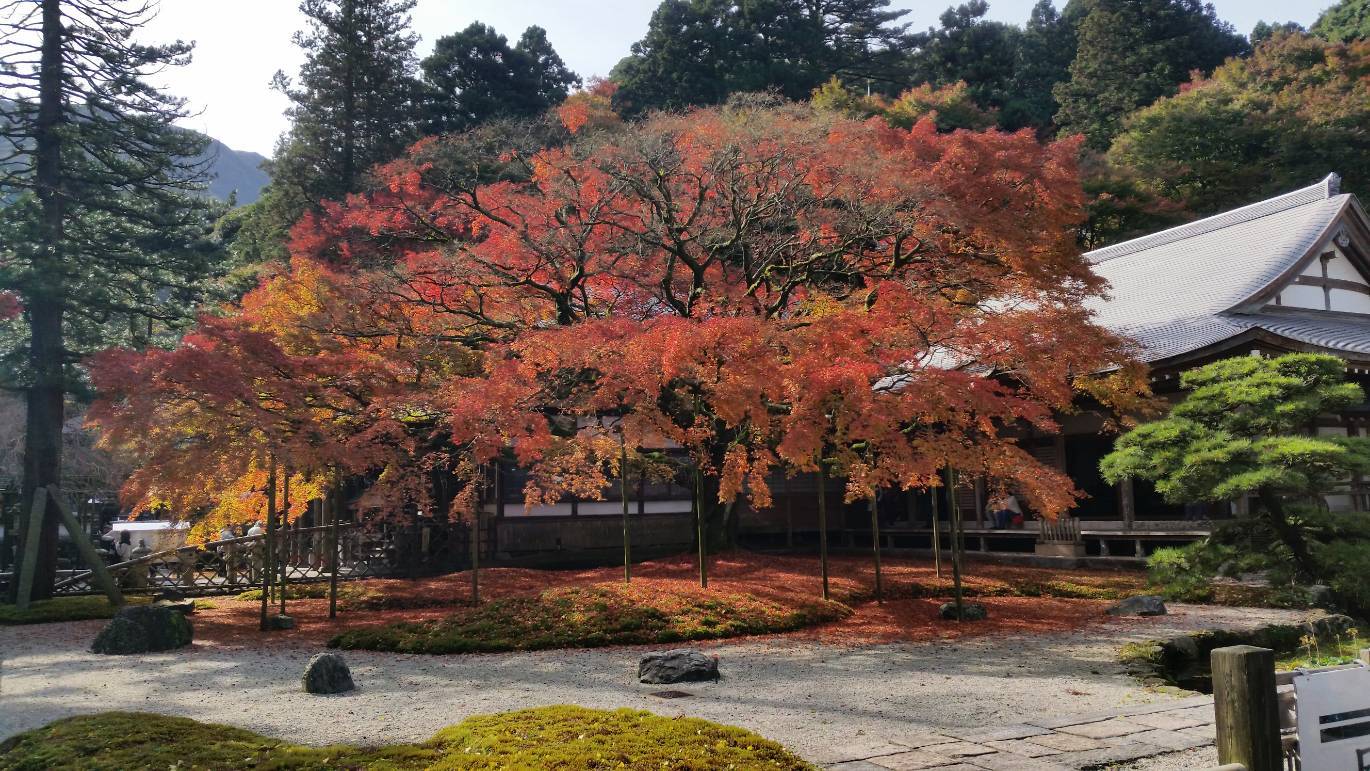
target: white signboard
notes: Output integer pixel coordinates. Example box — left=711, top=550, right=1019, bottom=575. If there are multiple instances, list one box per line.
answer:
left=1294, top=664, right=1370, bottom=771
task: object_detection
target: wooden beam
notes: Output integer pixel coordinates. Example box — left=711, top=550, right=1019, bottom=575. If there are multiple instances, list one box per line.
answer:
left=45, top=485, right=124, bottom=607
left=14, top=487, right=47, bottom=611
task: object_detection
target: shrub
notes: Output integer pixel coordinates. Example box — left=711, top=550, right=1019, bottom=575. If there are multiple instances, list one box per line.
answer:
left=0, top=595, right=151, bottom=626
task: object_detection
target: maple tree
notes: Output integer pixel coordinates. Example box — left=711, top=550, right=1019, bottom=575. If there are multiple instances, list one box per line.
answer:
left=92, top=101, right=1148, bottom=599
left=286, top=101, right=1147, bottom=548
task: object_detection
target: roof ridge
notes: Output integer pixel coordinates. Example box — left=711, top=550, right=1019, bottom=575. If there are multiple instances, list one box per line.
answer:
left=1085, top=173, right=1342, bottom=265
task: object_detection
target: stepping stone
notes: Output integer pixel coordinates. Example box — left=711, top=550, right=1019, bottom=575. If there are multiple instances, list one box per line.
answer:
left=1055, top=717, right=1150, bottom=739
left=887, top=732, right=959, bottom=750
left=931, top=742, right=995, bottom=758
left=964, top=753, right=1073, bottom=770
left=1129, top=710, right=1210, bottom=731
left=814, top=740, right=914, bottom=764
left=944, top=724, right=1050, bottom=743
left=984, top=739, right=1062, bottom=758
left=1025, top=733, right=1106, bottom=752
left=1129, top=728, right=1212, bottom=752
left=871, top=750, right=962, bottom=770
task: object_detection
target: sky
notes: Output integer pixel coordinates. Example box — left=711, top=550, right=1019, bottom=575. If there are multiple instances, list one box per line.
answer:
left=144, top=0, right=1334, bottom=157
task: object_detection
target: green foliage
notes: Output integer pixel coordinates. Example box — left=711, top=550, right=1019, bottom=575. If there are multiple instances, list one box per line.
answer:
left=1102, top=354, right=1370, bottom=505
left=811, top=78, right=997, bottom=132
left=419, top=23, right=579, bottom=135
left=329, top=585, right=849, bottom=654
left=0, top=596, right=149, bottom=626
left=1312, top=0, right=1370, bottom=43
left=266, top=0, right=420, bottom=229
left=1105, top=354, right=1370, bottom=613
left=904, top=1, right=1022, bottom=121
left=612, top=0, right=911, bottom=115
left=1146, top=545, right=1216, bottom=602
left=0, top=708, right=815, bottom=770
left=1054, top=0, right=1249, bottom=150
left=1107, top=31, right=1370, bottom=217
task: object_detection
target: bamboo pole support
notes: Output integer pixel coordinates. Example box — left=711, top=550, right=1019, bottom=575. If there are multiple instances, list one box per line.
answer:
left=694, top=467, right=708, bottom=588
left=817, top=461, right=829, bottom=601
left=260, top=455, right=276, bottom=631
left=620, top=431, right=631, bottom=584
left=869, top=491, right=883, bottom=603
left=328, top=468, right=341, bottom=619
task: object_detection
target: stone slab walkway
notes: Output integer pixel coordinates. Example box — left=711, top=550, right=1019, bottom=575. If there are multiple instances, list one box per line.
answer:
left=824, top=695, right=1217, bottom=770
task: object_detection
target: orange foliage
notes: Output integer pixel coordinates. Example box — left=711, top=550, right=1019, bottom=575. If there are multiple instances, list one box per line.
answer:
left=92, top=102, right=1149, bottom=530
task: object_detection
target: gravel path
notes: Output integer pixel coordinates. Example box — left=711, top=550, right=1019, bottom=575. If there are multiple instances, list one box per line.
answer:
left=0, top=604, right=1312, bottom=765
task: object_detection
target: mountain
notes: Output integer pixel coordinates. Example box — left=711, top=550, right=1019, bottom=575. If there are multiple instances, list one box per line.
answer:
left=199, top=138, right=270, bottom=206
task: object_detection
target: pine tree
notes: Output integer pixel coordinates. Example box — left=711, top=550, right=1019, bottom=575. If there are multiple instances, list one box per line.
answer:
left=0, top=0, right=222, bottom=600
left=613, top=0, right=911, bottom=115
left=269, top=0, right=420, bottom=206
left=1053, top=0, right=1248, bottom=150
left=420, top=22, right=579, bottom=135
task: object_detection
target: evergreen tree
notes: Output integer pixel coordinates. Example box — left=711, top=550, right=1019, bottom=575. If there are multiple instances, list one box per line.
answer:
left=1102, top=354, right=1370, bottom=613
left=0, top=0, right=222, bottom=600
left=613, top=0, right=911, bottom=115
left=1005, top=0, right=1077, bottom=131
left=906, top=2, right=1021, bottom=120
left=420, top=22, right=579, bottom=135
left=1054, top=0, right=1248, bottom=150
left=1312, top=0, right=1370, bottom=43
left=269, top=0, right=420, bottom=207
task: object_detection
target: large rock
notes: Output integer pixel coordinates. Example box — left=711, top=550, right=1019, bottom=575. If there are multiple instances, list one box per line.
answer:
left=1107, top=595, right=1168, bottom=617
left=90, top=616, right=151, bottom=655
left=1308, top=613, right=1357, bottom=640
left=938, top=602, right=987, bottom=621
left=91, top=604, right=193, bottom=655
left=638, top=649, right=719, bottom=684
left=303, top=652, right=356, bottom=694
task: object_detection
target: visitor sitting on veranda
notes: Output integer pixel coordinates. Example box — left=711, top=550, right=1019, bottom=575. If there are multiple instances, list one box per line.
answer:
left=989, top=493, right=1023, bottom=529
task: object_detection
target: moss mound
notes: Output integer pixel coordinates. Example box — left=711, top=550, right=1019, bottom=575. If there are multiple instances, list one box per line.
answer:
left=0, top=596, right=151, bottom=626
left=330, top=584, right=849, bottom=654
left=0, top=707, right=813, bottom=770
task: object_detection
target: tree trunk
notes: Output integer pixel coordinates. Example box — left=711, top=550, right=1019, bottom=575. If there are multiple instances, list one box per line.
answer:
left=817, top=462, right=830, bottom=601
left=15, top=0, right=69, bottom=603
left=694, top=468, right=708, bottom=588
left=260, top=456, right=276, bottom=631
left=1257, top=489, right=1318, bottom=581
left=620, top=433, right=631, bottom=584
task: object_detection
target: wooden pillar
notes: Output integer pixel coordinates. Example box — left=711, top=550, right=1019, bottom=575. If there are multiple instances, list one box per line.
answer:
left=1119, top=478, right=1136, bottom=530
left=1212, top=645, right=1281, bottom=771
left=14, top=488, right=47, bottom=611
left=973, top=478, right=986, bottom=528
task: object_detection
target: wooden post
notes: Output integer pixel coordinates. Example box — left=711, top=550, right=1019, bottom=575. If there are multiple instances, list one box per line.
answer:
left=15, top=488, right=47, bottom=611
left=869, top=492, right=882, bottom=603
left=1212, top=645, right=1281, bottom=771
left=817, top=461, right=829, bottom=601
left=620, top=431, right=631, bottom=584
left=45, top=486, right=123, bottom=607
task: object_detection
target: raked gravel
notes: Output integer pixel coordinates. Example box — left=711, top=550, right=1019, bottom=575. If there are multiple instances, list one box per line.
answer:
left=0, top=604, right=1312, bottom=764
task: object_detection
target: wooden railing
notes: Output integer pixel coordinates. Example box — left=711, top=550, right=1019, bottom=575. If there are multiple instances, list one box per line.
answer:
left=4, top=520, right=473, bottom=598
left=1038, top=516, right=1082, bottom=544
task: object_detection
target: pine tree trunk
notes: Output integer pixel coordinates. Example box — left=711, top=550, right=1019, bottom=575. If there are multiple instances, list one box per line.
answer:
left=1257, top=489, right=1318, bottom=581
left=16, top=0, right=69, bottom=604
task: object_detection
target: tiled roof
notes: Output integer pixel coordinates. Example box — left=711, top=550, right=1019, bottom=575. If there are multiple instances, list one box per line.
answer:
left=1083, top=174, right=1364, bottom=363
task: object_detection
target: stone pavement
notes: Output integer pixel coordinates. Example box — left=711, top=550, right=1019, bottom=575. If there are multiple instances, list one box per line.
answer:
left=821, top=695, right=1216, bottom=770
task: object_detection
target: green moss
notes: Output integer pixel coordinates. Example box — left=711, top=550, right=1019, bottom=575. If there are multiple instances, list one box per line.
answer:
left=0, top=596, right=151, bottom=626
left=0, top=708, right=814, bottom=770
left=330, top=585, right=850, bottom=655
